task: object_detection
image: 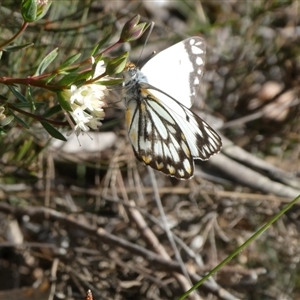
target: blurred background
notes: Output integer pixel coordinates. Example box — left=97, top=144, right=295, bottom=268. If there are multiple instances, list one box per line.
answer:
left=0, top=1, right=299, bottom=299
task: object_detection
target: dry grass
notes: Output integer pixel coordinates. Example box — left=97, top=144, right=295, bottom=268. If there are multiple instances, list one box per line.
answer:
left=0, top=1, right=300, bottom=299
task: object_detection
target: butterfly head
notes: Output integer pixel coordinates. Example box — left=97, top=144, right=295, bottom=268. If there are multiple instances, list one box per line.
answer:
left=123, top=62, right=149, bottom=89
left=124, top=62, right=137, bottom=73
left=123, top=62, right=138, bottom=85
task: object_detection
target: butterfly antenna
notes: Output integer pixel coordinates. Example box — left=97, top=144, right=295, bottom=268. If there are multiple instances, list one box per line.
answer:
left=136, top=20, right=155, bottom=67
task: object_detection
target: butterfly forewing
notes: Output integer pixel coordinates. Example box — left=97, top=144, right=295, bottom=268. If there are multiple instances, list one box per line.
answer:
left=141, top=37, right=206, bottom=108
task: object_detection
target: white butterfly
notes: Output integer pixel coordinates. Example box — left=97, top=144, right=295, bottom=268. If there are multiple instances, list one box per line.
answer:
left=122, top=37, right=222, bottom=179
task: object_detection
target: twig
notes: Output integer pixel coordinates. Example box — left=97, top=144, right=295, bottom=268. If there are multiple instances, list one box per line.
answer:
left=0, top=202, right=239, bottom=300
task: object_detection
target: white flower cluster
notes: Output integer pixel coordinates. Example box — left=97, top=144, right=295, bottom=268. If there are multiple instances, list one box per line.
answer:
left=62, top=60, right=107, bottom=135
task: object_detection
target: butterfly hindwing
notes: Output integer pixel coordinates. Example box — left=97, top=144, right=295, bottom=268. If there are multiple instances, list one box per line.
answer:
left=126, top=92, right=195, bottom=179
left=145, top=87, right=222, bottom=160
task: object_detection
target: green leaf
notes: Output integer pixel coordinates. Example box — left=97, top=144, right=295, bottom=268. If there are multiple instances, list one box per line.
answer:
left=35, top=48, right=59, bottom=76
left=58, top=66, right=80, bottom=75
left=40, top=120, right=67, bottom=141
left=0, top=115, right=14, bottom=126
left=57, top=70, right=91, bottom=86
left=8, top=109, right=30, bottom=129
left=27, top=86, right=36, bottom=110
left=3, top=43, right=34, bottom=52
left=105, top=52, right=128, bottom=75
left=59, top=53, right=81, bottom=70
left=43, top=104, right=62, bottom=118
left=57, top=73, right=78, bottom=86
left=15, top=138, right=33, bottom=162
left=45, top=73, right=57, bottom=84
left=0, top=128, right=7, bottom=135
left=70, top=79, right=87, bottom=88
left=8, top=85, right=28, bottom=103
left=11, top=102, right=44, bottom=108
left=57, top=92, right=72, bottom=112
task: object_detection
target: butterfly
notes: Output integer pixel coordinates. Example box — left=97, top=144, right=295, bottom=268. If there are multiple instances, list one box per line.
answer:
left=122, top=37, right=222, bottom=180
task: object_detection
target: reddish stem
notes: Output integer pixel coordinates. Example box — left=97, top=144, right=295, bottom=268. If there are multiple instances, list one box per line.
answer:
left=0, top=22, right=29, bottom=49
left=8, top=103, right=69, bottom=126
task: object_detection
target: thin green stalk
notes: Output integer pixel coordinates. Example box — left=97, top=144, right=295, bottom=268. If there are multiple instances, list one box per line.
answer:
left=179, top=194, right=300, bottom=300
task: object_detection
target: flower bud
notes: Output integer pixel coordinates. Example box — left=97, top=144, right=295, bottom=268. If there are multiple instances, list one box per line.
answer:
left=120, top=14, right=150, bottom=42
left=21, top=0, right=52, bottom=22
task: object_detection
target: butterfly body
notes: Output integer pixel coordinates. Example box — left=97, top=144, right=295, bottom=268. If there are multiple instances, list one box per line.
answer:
left=123, top=37, right=222, bottom=179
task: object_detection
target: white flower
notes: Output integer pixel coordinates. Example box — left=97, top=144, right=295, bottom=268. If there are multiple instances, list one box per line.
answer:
left=69, top=104, right=92, bottom=133
left=62, top=59, right=108, bottom=135
left=69, top=83, right=106, bottom=113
